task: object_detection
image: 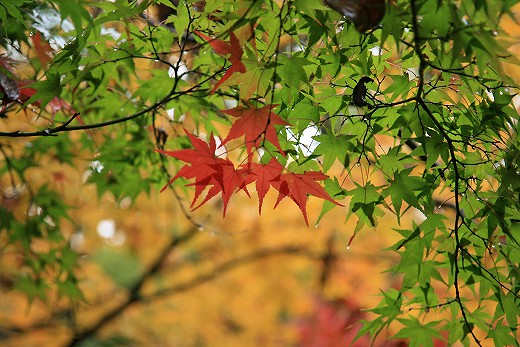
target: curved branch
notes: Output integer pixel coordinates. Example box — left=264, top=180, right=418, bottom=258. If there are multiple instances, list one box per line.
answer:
left=0, top=74, right=217, bottom=138
left=65, top=243, right=311, bottom=346
left=143, top=246, right=307, bottom=302
left=66, top=226, right=199, bottom=347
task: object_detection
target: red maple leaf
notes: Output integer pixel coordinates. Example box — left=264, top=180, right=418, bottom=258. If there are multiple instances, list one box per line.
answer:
left=247, top=159, right=285, bottom=214
left=156, top=130, right=223, bottom=198
left=17, top=83, right=37, bottom=104
left=220, top=104, right=289, bottom=156
left=272, top=171, right=344, bottom=226
left=245, top=158, right=284, bottom=214
left=156, top=130, right=249, bottom=216
left=195, top=31, right=246, bottom=94
left=47, top=97, right=76, bottom=116
left=191, top=162, right=250, bottom=216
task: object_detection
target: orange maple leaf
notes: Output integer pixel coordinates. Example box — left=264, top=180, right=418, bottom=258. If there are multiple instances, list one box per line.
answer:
left=31, top=32, right=53, bottom=66
left=220, top=104, right=289, bottom=156
left=195, top=31, right=246, bottom=94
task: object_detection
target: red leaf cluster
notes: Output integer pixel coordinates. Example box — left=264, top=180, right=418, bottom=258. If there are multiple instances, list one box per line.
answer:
left=194, top=31, right=246, bottom=94
left=158, top=125, right=343, bottom=225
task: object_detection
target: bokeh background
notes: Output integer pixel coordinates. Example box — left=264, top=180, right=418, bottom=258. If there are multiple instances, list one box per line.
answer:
left=1, top=3, right=519, bottom=347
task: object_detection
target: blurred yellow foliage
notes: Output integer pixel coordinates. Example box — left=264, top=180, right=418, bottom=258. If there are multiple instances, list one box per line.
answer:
left=1, top=3, right=519, bottom=347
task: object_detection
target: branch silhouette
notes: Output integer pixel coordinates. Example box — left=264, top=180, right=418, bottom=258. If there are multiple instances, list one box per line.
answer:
left=66, top=227, right=199, bottom=347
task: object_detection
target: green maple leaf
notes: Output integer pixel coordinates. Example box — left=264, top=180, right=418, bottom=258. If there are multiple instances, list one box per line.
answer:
left=385, top=167, right=428, bottom=223
left=25, top=72, right=62, bottom=108
left=313, top=134, right=352, bottom=172
left=395, top=317, right=443, bottom=347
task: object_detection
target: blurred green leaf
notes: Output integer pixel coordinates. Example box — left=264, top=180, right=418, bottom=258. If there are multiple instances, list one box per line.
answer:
left=93, top=248, right=143, bottom=289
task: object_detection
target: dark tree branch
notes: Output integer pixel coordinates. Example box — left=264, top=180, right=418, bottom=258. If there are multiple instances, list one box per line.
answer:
left=143, top=246, right=308, bottom=302
left=410, top=1, right=482, bottom=345
left=66, top=226, right=199, bottom=347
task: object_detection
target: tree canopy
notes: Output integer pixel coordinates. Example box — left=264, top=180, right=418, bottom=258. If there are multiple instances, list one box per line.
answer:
left=0, top=0, right=519, bottom=346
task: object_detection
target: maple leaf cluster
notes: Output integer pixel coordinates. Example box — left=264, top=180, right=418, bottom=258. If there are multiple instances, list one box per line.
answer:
left=157, top=30, right=343, bottom=225
left=157, top=104, right=343, bottom=225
